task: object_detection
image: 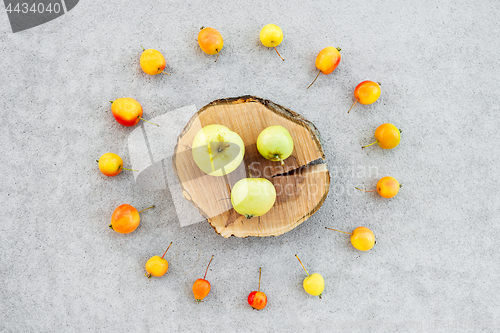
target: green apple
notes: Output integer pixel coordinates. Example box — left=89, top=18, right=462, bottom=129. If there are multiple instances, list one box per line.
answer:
left=256, top=125, right=294, bottom=165
left=230, top=178, right=276, bottom=219
left=192, top=124, right=245, bottom=176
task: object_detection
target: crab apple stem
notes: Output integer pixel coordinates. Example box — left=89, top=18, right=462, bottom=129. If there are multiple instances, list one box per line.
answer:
left=355, top=187, right=377, bottom=193
left=138, top=117, right=159, bottom=126
left=119, top=166, right=139, bottom=172
left=163, top=72, right=171, bottom=76
left=325, top=227, right=352, bottom=235
left=258, top=267, right=262, bottom=292
left=347, top=100, right=358, bottom=113
left=361, top=141, right=378, bottom=149
left=203, top=255, right=214, bottom=280
left=161, top=242, right=173, bottom=259
left=138, top=205, right=155, bottom=214
left=215, top=50, right=219, bottom=62
left=295, top=254, right=309, bottom=276
left=140, top=46, right=145, bottom=51
left=272, top=42, right=284, bottom=61
left=110, top=101, right=114, bottom=104
left=306, top=71, right=321, bottom=90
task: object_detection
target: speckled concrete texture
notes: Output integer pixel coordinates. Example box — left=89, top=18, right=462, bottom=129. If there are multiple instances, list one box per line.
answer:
left=1, top=0, right=499, bottom=332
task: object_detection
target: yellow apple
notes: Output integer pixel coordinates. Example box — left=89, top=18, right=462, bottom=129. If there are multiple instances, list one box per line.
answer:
left=259, top=24, right=285, bottom=61
left=192, top=125, right=245, bottom=176
left=303, top=273, right=325, bottom=297
left=231, top=178, right=276, bottom=219
left=260, top=24, right=283, bottom=47
left=295, top=254, right=325, bottom=298
left=145, top=256, right=168, bottom=277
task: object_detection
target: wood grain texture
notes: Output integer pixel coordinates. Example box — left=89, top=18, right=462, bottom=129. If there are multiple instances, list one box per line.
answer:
left=173, top=96, right=330, bottom=237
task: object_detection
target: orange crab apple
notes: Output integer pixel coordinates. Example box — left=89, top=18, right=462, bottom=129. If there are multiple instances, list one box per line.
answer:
left=198, top=27, right=224, bottom=62
left=110, top=98, right=158, bottom=127
left=192, top=255, right=214, bottom=303
left=109, top=204, right=154, bottom=234
left=348, top=81, right=382, bottom=113
left=248, top=267, right=267, bottom=310
left=356, top=176, right=401, bottom=199
left=362, top=123, right=401, bottom=150
left=140, top=47, right=167, bottom=75
left=307, top=46, right=342, bottom=89
left=326, top=226, right=376, bottom=251
left=145, top=242, right=172, bottom=278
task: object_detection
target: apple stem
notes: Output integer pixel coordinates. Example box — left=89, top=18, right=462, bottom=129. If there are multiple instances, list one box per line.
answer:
left=161, top=242, right=173, bottom=259
left=119, top=166, right=139, bottom=172
left=138, top=117, right=159, bottom=126
left=274, top=155, right=284, bottom=165
left=306, top=71, right=321, bottom=89
left=215, top=49, right=219, bottom=62
left=145, top=273, right=152, bottom=278
left=272, top=42, right=284, bottom=61
left=325, top=227, right=352, bottom=235
left=361, top=141, right=378, bottom=149
left=163, top=72, right=171, bottom=76
left=355, top=187, right=377, bottom=193
left=109, top=101, right=114, bottom=104
left=138, top=205, right=155, bottom=214
left=203, top=255, right=214, bottom=280
left=295, top=254, right=309, bottom=276
left=141, top=46, right=145, bottom=51
left=218, top=143, right=230, bottom=152
left=347, top=100, right=358, bottom=113
left=258, top=267, right=262, bottom=292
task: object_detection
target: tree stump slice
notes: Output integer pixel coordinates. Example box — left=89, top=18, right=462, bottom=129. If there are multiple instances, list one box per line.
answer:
left=173, top=96, right=330, bottom=238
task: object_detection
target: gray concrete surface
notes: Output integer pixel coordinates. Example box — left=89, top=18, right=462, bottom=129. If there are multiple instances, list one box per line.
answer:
left=1, top=0, right=499, bottom=332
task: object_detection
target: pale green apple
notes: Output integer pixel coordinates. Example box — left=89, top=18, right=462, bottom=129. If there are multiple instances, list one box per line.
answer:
left=303, top=273, right=325, bottom=298
left=256, top=125, right=294, bottom=165
left=192, top=124, right=245, bottom=176
left=230, top=178, right=276, bottom=219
